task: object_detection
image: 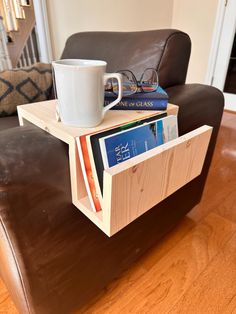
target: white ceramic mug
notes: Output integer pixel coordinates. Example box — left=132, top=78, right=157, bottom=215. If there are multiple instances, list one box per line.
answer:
left=52, top=59, right=122, bottom=127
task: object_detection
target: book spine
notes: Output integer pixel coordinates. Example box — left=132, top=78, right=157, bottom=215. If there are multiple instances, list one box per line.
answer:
left=77, top=136, right=102, bottom=212
left=104, top=98, right=168, bottom=110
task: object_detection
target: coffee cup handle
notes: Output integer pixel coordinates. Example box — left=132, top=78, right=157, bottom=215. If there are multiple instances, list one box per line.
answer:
left=103, top=73, right=122, bottom=114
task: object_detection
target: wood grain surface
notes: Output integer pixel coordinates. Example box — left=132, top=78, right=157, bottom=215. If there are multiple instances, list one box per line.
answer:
left=18, top=100, right=212, bottom=236
left=104, top=126, right=212, bottom=235
left=1, top=111, right=236, bottom=313
left=18, top=100, right=182, bottom=236
left=0, top=279, right=18, bottom=314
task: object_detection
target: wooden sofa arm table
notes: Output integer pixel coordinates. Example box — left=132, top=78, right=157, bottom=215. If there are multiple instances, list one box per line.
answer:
left=18, top=100, right=212, bottom=236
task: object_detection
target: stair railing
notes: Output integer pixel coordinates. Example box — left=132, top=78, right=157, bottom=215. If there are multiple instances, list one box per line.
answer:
left=17, top=25, right=40, bottom=67
left=0, top=16, right=12, bottom=71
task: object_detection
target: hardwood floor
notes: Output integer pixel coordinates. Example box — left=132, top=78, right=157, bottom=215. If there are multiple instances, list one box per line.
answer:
left=1, top=111, right=236, bottom=314
left=0, top=279, right=18, bottom=314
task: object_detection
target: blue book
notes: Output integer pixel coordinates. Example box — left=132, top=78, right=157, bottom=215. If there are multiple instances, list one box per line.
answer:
left=99, top=115, right=178, bottom=169
left=104, top=86, right=168, bottom=110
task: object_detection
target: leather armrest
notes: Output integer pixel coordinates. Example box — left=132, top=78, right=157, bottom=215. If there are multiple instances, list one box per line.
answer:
left=1, top=124, right=191, bottom=313
left=0, top=126, right=70, bottom=314
left=166, top=84, right=224, bottom=135
left=167, top=83, right=224, bottom=167
left=0, top=85, right=224, bottom=313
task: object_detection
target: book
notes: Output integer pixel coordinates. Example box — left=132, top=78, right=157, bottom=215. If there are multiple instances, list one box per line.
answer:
left=104, top=86, right=168, bottom=110
left=99, top=115, right=178, bottom=169
left=77, top=135, right=99, bottom=212
left=76, top=112, right=167, bottom=212
left=87, top=112, right=167, bottom=200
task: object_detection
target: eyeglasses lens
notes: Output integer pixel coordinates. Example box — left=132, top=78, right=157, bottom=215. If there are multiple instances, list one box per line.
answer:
left=140, top=69, right=158, bottom=93
left=112, top=70, right=136, bottom=96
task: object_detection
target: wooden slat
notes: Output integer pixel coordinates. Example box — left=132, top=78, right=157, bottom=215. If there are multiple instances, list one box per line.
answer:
left=18, top=100, right=178, bottom=142
left=103, top=126, right=212, bottom=235
left=25, top=41, right=31, bottom=65
left=29, top=33, right=37, bottom=63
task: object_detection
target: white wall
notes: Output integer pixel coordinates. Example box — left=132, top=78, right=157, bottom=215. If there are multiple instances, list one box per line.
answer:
left=46, top=0, right=174, bottom=59
left=45, top=0, right=219, bottom=84
left=172, top=0, right=219, bottom=83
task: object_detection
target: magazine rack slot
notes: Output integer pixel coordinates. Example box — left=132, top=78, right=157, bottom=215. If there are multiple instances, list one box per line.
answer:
left=102, top=125, right=212, bottom=236
left=17, top=100, right=212, bottom=237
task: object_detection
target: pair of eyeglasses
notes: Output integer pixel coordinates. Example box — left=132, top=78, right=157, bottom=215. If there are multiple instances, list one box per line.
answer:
left=105, top=68, right=159, bottom=97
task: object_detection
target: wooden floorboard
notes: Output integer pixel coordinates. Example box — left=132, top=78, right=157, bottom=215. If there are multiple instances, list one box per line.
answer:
left=80, top=213, right=236, bottom=314
left=169, top=231, right=236, bottom=314
left=0, top=280, right=18, bottom=314
left=1, top=111, right=236, bottom=314
left=188, top=110, right=236, bottom=223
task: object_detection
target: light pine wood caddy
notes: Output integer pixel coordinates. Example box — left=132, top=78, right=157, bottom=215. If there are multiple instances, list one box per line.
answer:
left=17, top=100, right=212, bottom=236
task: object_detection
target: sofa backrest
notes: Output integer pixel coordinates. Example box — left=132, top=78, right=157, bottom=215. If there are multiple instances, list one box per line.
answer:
left=61, top=29, right=191, bottom=88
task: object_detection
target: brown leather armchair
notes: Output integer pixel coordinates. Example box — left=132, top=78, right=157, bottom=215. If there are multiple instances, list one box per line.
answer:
left=0, top=30, right=224, bottom=314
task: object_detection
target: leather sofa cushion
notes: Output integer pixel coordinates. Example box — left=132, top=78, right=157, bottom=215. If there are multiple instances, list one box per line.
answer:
left=0, top=63, right=52, bottom=117
left=0, top=115, right=19, bottom=131
left=61, top=30, right=191, bottom=88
